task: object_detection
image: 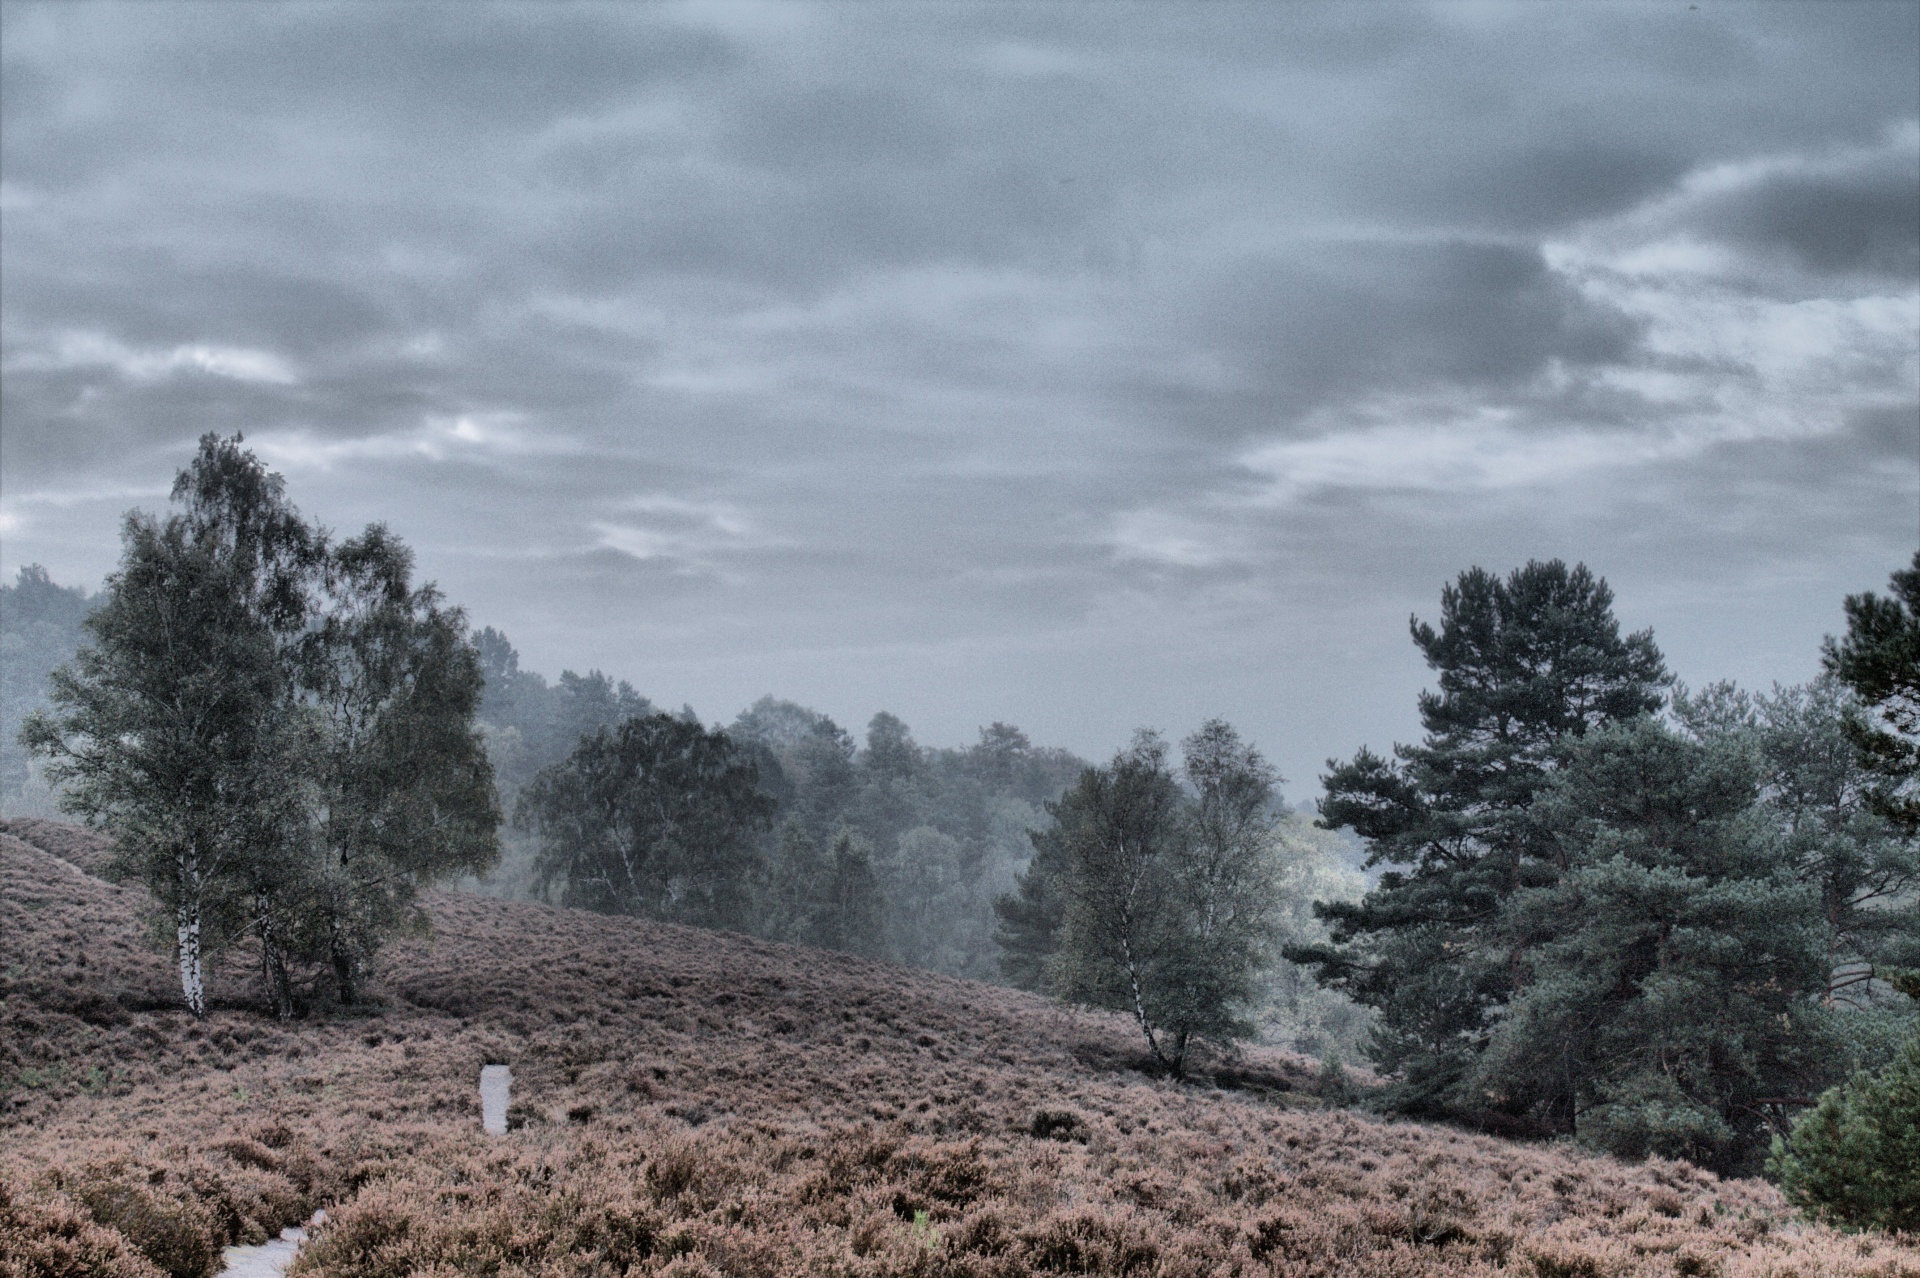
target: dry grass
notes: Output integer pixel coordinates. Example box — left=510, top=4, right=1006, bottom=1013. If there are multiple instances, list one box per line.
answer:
left=2, top=822, right=1914, bottom=1277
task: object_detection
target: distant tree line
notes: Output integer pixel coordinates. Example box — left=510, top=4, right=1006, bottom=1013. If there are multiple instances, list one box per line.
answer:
left=480, top=659, right=1097, bottom=980
left=468, top=636, right=1375, bottom=1069
left=0, top=566, right=94, bottom=816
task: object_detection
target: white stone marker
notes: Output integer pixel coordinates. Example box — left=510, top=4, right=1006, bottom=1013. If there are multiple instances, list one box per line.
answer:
left=481, top=1064, right=512, bottom=1135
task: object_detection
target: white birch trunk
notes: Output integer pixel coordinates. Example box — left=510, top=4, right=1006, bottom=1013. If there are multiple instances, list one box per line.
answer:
left=177, top=904, right=206, bottom=1018
left=176, top=845, right=207, bottom=1017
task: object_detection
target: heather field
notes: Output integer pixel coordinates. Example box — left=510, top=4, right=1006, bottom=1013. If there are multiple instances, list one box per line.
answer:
left=2, top=821, right=1914, bottom=1278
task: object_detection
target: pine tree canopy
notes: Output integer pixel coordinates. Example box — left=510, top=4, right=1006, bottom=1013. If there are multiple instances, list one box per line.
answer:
left=1824, top=550, right=1920, bottom=832
left=1472, top=715, right=1836, bottom=1172
left=1292, top=559, right=1670, bottom=1112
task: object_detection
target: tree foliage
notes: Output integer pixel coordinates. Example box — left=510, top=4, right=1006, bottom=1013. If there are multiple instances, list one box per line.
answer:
left=24, top=436, right=319, bottom=1016
left=0, top=566, right=93, bottom=816
left=23, top=435, right=499, bottom=1017
left=1010, top=721, right=1285, bottom=1077
left=1472, top=715, right=1837, bottom=1171
left=820, top=829, right=888, bottom=958
left=295, top=527, right=500, bottom=1004
left=1769, top=1023, right=1920, bottom=1233
left=732, top=704, right=1083, bottom=977
left=517, top=712, right=775, bottom=930
left=992, top=813, right=1069, bottom=992
left=1823, top=549, right=1920, bottom=832
left=1292, top=560, right=1670, bottom=1112
left=761, top=818, right=888, bottom=958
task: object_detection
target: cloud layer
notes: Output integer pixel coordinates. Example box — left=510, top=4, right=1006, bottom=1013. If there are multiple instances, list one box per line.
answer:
left=3, top=1, right=1915, bottom=787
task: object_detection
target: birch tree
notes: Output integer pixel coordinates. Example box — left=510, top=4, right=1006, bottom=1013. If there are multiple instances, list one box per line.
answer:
left=1044, top=724, right=1283, bottom=1078
left=294, top=525, right=501, bottom=1004
left=23, top=435, right=317, bottom=1017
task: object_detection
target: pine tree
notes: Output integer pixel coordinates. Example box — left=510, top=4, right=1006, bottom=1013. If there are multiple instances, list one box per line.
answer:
left=1768, top=979, right=1920, bottom=1233
left=1824, top=550, right=1920, bottom=832
left=1289, top=560, right=1669, bottom=1113
left=1703, top=679, right=1920, bottom=1013
left=1471, top=715, right=1835, bottom=1171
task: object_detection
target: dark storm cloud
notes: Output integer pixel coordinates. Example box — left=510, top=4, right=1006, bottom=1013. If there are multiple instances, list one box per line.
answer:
left=1, top=1, right=1914, bottom=788
left=1694, top=153, right=1920, bottom=280
left=1175, top=241, right=1642, bottom=430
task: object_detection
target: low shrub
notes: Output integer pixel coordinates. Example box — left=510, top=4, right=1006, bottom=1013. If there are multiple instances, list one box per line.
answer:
left=0, top=1177, right=163, bottom=1278
left=1768, top=1029, right=1920, bottom=1234
left=69, top=1174, right=219, bottom=1278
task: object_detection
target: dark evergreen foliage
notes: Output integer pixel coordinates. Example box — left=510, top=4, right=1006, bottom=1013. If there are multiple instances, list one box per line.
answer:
left=1474, top=716, right=1837, bottom=1172
left=1823, top=549, right=1920, bottom=833
left=1770, top=1023, right=1920, bottom=1233
left=1291, top=560, right=1669, bottom=1113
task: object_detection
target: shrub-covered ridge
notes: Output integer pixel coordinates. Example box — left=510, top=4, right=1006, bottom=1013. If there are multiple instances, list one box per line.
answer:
left=3, top=823, right=1914, bottom=1277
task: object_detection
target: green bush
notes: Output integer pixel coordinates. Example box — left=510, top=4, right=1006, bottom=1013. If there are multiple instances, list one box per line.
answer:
left=1768, top=1030, right=1920, bottom=1233
left=1579, top=1072, right=1733, bottom=1165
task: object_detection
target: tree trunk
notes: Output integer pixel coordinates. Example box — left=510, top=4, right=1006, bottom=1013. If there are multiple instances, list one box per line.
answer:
left=328, top=912, right=358, bottom=1005
left=175, top=847, right=207, bottom=1018
left=1120, top=934, right=1177, bottom=1077
left=176, top=902, right=206, bottom=1018
left=256, top=890, right=295, bottom=1021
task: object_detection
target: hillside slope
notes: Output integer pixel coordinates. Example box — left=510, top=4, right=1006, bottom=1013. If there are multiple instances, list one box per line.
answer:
left=2, top=822, right=1913, bottom=1277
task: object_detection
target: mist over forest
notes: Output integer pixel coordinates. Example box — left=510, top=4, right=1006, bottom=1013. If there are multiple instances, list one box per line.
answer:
left=0, top=552, right=1378, bottom=1063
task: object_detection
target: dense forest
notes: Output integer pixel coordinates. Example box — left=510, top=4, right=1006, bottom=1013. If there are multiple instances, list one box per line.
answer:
left=9, top=439, right=1916, bottom=1229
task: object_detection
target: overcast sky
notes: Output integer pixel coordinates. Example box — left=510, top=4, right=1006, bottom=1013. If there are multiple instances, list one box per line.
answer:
left=3, top=1, right=1916, bottom=792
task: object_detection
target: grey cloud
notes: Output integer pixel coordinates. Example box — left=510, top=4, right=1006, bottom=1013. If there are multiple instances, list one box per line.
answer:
left=1696, top=157, right=1920, bottom=280
left=1162, top=241, right=1641, bottom=433
left=1434, top=143, right=1693, bottom=232
left=1849, top=403, right=1920, bottom=462
left=1, top=1, right=1913, bottom=789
